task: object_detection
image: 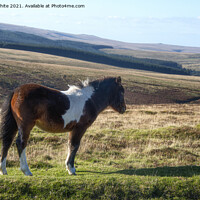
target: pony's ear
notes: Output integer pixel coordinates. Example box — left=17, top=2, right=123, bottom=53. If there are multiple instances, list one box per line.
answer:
left=116, top=76, right=121, bottom=83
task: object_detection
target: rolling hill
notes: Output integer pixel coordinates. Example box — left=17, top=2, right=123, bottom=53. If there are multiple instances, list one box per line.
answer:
left=103, top=48, right=200, bottom=73
left=1, top=22, right=200, bottom=53
left=0, top=48, right=200, bottom=105
left=0, top=28, right=194, bottom=75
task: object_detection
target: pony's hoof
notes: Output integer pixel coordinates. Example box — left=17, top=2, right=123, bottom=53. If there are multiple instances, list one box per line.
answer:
left=67, top=165, right=76, bottom=175
left=25, top=172, right=33, bottom=176
left=23, top=171, right=33, bottom=176
left=20, top=168, right=33, bottom=176
left=69, top=172, right=76, bottom=175
left=0, top=170, right=8, bottom=175
left=67, top=169, right=76, bottom=175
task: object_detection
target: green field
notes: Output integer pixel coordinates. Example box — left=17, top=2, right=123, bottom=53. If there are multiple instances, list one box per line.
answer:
left=0, top=48, right=200, bottom=199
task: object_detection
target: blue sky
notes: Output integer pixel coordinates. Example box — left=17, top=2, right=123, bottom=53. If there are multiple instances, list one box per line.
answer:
left=0, top=0, right=200, bottom=47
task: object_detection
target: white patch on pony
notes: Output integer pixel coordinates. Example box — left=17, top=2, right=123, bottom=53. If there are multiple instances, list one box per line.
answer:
left=61, top=84, right=94, bottom=128
left=0, top=157, right=7, bottom=175
left=65, top=145, right=70, bottom=164
left=20, top=148, right=32, bottom=176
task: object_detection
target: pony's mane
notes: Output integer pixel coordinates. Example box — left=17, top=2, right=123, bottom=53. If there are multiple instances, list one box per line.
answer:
left=67, top=77, right=116, bottom=91
left=88, top=77, right=116, bottom=89
left=81, top=78, right=90, bottom=87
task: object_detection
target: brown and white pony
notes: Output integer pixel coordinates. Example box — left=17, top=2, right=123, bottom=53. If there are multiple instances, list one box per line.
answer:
left=0, top=77, right=126, bottom=175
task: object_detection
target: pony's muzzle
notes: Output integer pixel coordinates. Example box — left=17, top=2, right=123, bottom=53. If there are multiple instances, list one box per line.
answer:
left=119, top=104, right=126, bottom=114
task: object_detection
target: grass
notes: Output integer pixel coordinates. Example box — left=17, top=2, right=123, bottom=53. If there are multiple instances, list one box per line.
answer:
left=1, top=173, right=200, bottom=199
left=0, top=104, right=200, bottom=199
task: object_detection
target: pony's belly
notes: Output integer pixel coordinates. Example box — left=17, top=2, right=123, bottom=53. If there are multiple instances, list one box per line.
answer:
left=35, top=120, right=76, bottom=133
left=35, top=120, right=64, bottom=133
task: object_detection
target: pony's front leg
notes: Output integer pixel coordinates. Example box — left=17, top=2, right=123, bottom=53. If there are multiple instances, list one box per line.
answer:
left=66, top=126, right=86, bottom=175
left=65, top=143, right=80, bottom=175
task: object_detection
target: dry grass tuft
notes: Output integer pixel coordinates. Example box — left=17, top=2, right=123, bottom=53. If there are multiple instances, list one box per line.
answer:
left=91, top=104, right=200, bottom=130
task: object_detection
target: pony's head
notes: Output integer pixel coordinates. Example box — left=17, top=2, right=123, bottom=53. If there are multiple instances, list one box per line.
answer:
left=109, top=77, right=126, bottom=114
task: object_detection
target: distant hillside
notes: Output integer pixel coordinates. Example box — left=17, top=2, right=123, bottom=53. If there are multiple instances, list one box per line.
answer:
left=0, top=43, right=191, bottom=75
left=0, top=29, right=192, bottom=75
left=0, top=29, right=112, bottom=53
left=103, top=48, right=200, bottom=73
left=1, top=23, right=200, bottom=53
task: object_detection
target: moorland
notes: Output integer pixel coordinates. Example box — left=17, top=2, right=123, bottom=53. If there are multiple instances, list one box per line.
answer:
left=0, top=42, right=200, bottom=199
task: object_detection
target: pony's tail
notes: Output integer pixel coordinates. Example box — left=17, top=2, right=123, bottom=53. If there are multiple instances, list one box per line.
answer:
left=0, top=92, right=18, bottom=142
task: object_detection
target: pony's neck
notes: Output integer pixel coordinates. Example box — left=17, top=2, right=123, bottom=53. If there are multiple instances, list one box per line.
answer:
left=90, top=81, right=112, bottom=114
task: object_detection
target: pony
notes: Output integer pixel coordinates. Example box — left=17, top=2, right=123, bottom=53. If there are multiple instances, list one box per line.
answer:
left=0, top=76, right=126, bottom=175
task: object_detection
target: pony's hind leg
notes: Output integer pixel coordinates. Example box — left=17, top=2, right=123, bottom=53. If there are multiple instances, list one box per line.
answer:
left=0, top=93, right=18, bottom=175
left=0, top=129, right=17, bottom=175
left=16, top=125, right=33, bottom=176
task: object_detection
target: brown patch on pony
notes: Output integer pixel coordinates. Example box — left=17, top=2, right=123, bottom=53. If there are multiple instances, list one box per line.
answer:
left=11, top=84, right=70, bottom=132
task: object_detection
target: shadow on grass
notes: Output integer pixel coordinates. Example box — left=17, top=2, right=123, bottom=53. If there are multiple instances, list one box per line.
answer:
left=79, top=165, right=200, bottom=177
